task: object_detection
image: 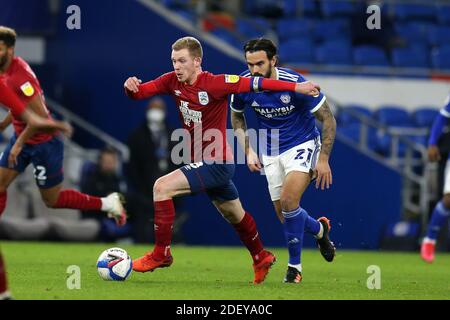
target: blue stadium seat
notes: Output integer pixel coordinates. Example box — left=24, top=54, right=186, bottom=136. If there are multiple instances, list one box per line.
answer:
left=211, top=28, right=242, bottom=49
left=431, top=45, right=450, bottom=70
left=391, top=47, right=429, bottom=68
left=436, top=5, right=450, bottom=25
left=236, top=18, right=271, bottom=39
left=392, top=4, right=437, bottom=22
left=375, top=106, right=416, bottom=156
left=321, top=1, right=357, bottom=18
left=338, top=104, right=372, bottom=126
left=313, top=19, right=351, bottom=42
left=412, top=108, right=439, bottom=128
left=281, top=0, right=318, bottom=17
left=353, top=46, right=390, bottom=67
left=276, top=18, right=315, bottom=42
left=278, top=39, right=314, bottom=64
left=338, top=123, right=378, bottom=151
left=394, top=22, right=434, bottom=44
left=161, top=0, right=190, bottom=9
left=427, top=25, right=450, bottom=46
left=376, top=106, right=412, bottom=127
left=315, top=40, right=352, bottom=65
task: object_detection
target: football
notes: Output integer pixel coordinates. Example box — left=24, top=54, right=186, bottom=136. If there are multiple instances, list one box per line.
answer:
left=96, top=248, right=132, bottom=281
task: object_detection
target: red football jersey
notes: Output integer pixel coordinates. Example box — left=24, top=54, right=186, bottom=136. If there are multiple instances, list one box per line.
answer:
left=128, top=71, right=253, bottom=161
left=0, top=57, right=54, bottom=144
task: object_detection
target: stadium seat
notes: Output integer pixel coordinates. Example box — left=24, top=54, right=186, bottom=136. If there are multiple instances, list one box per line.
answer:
left=321, top=0, right=357, bottom=18
left=313, top=19, right=351, bottom=42
left=353, top=46, right=390, bottom=67
left=392, top=4, right=437, bottom=22
left=281, top=0, right=318, bottom=17
left=276, top=18, right=315, bottom=42
left=161, top=0, right=190, bottom=9
left=412, top=108, right=439, bottom=128
left=338, top=104, right=372, bottom=126
left=376, top=106, right=412, bottom=127
left=375, top=106, right=416, bottom=156
left=394, top=21, right=434, bottom=44
left=431, top=45, right=450, bottom=70
left=391, top=47, right=429, bottom=68
left=235, top=17, right=271, bottom=39
left=211, top=28, right=242, bottom=49
left=436, top=5, right=450, bottom=25
left=338, top=123, right=378, bottom=151
left=427, top=25, right=450, bottom=46
left=315, top=39, right=352, bottom=65
left=278, top=39, right=314, bottom=64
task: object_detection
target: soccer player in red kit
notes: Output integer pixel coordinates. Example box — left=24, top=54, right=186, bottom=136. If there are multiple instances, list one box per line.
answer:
left=0, top=26, right=126, bottom=225
left=125, top=36, right=320, bottom=284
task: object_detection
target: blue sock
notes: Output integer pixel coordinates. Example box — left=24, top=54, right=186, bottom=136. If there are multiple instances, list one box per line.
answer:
left=426, top=201, right=450, bottom=240
left=304, top=213, right=321, bottom=236
left=282, top=207, right=307, bottom=266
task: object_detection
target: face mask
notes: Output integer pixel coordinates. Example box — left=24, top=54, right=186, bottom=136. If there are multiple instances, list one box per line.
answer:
left=147, top=109, right=165, bottom=123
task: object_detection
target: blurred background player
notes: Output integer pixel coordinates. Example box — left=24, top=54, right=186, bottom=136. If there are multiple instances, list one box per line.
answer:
left=231, top=38, right=336, bottom=283
left=421, top=94, right=450, bottom=263
left=0, top=26, right=126, bottom=225
left=126, top=97, right=178, bottom=243
left=124, top=36, right=321, bottom=284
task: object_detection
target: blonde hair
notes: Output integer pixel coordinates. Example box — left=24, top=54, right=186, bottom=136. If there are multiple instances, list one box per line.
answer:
left=0, top=26, right=16, bottom=47
left=172, top=36, right=203, bottom=59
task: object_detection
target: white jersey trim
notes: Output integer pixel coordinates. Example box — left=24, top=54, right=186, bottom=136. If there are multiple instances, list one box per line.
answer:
left=310, top=96, right=327, bottom=113
left=440, top=108, right=450, bottom=118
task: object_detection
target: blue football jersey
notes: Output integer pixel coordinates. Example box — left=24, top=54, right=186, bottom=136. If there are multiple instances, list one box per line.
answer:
left=440, top=95, right=450, bottom=118
left=230, top=67, right=326, bottom=156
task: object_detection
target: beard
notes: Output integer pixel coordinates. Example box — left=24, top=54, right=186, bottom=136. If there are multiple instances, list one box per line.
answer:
left=252, top=69, right=272, bottom=78
left=0, top=54, right=7, bottom=70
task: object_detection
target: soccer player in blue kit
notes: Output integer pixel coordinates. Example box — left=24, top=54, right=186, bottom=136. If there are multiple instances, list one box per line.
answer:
left=421, top=94, right=450, bottom=263
left=231, top=38, right=337, bottom=283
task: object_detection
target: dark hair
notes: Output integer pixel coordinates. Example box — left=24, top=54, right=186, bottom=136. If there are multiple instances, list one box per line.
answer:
left=0, top=26, right=16, bottom=47
left=243, top=38, right=277, bottom=60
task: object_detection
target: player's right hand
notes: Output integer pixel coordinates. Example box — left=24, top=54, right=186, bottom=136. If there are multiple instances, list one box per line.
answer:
left=124, top=77, right=142, bottom=93
left=247, top=149, right=262, bottom=172
left=428, top=145, right=441, bottom=162
left=295, top=81, right=321, bottom=97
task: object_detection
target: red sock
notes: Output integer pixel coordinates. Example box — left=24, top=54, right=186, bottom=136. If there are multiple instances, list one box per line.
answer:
left=153, top=199, right=175, bottom=260
left=232, top=212, right=265, bottom=263
left=54, top=190, right=102, bottom=210
left=0, top=191, right=6, bottom=218
left=0, top=253, right=8, bottom=294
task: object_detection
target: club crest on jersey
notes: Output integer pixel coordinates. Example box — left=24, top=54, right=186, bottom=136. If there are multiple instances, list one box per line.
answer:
left=20, top=82, right=34, bottom=97
left=225, top=74, right=240, bottom=83
left=198, top=91, right=209, bottom=105
left=280, top=94, right=291, bottom=104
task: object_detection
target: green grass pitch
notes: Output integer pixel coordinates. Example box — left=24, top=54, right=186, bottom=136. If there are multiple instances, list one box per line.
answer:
left=1, top=241, right=449, bottom=300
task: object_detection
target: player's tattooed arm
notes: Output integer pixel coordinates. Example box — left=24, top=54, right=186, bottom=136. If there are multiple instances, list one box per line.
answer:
left=0, top=112, right=12, bottom=132
left=231, top=110, right=249, bottom=154
left=313, top=100, right=336, bottom=158
left=231, top=110, right=262, bottom=172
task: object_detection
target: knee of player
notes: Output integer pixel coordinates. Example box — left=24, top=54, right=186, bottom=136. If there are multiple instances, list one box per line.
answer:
left=442, top=194, right=450, bottom=209
left=153, top=177, right=171, bottom=198
left=280, top=195, right=300, bottom=212
left=42, top=195, right=58, bottom=208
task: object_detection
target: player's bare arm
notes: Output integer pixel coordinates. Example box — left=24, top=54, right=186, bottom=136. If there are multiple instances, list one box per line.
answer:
left=231, top=110, right=261, bottom=172
left=313, top=100, right=336, bottom=190
left=8, top=96, right=72, bottom=167
left=428, top=145, right=441, bottom=162
left=124, top=76, right=142, bottom=93
left=0, top=112, right=12, bottom=132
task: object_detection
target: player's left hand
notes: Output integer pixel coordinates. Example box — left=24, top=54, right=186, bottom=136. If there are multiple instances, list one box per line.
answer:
left=295, top=81, right=321, bottom=97
left=314, top=159, right=332, bottom=190
left=8, top=143, right=23, bottom=168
